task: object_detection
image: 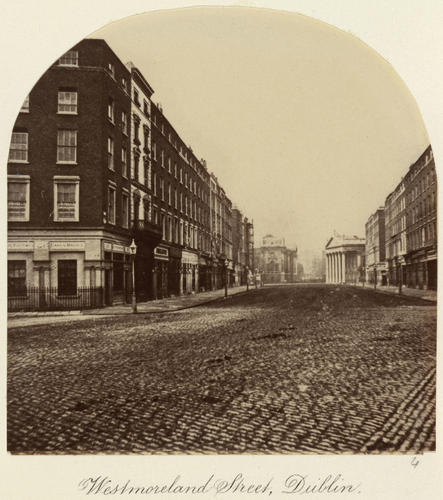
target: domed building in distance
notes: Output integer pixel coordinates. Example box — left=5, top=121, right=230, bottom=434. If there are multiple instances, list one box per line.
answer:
left=256, top=235, right=298, bottom=284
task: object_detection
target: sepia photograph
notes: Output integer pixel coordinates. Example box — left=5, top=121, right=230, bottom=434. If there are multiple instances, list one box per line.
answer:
left=4, top=0, right=438, bottom=464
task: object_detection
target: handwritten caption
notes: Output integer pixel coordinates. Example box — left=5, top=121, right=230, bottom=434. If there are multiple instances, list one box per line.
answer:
left=78, top=474, right=362, bottom=496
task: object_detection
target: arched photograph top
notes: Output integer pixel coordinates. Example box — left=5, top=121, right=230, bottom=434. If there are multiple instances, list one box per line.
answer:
left=7, top=7, right=436, bottom=455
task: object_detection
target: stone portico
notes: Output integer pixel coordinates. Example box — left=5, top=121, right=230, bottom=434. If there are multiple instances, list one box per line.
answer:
left=325, top=235, right=366, bottom=284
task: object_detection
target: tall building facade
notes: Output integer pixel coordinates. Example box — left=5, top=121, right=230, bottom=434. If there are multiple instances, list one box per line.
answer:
left=404, top=146, right=437, bottom=289
left=209, top=174, right=234, bottom=289
left=363, top=145, right=436, bottom=291
left=232, top=208, right=255, bottom=285
left=127, top=62, right=163, bottom=301
left=8, top=39, right=134, bottom=308
left=385, top=179, right=406, bottom=287
left=365, top=208, right=386, bottom=285
left=7, top=38, right=253, bottom=310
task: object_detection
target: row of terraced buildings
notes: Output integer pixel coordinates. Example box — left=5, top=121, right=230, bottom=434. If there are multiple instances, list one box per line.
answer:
left=365, top=145, right=437, bottom=290
left=7, top=39, right=254, bottom=310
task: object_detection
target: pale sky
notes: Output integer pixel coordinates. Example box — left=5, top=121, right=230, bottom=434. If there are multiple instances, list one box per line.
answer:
left=91, top=7, right=429, bottom=262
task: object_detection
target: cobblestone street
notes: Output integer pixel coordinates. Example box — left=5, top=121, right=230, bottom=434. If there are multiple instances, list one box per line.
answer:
left=7, top=285, right=436, bottom=454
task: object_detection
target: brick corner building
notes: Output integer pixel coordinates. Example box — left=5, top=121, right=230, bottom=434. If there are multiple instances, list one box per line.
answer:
left=7, top=38, right=255, bottom=311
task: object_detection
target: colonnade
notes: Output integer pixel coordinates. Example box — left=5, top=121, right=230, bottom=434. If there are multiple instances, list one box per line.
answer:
left=326, top=251, right=362, bottom=284
left=326, top=251, right=346, bottom=284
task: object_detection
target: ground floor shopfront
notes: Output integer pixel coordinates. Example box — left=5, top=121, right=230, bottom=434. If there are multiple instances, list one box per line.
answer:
left=7, top=229, right=134, bottom=311
left=365, top=262, right=388, bottom=287
left=386, top=256, right=406, bottom=288
left=405, top=248, right=437, bottom=290
left=8, top=230, right=239, bottom=311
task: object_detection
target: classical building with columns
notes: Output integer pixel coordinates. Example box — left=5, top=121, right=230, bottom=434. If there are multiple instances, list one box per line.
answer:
left=325, top=235, right=365, bottom=284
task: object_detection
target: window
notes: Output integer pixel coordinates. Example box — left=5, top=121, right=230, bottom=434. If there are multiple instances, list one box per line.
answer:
left=143, top=199, right=150, bottom=221
left=121, top=112, right=128, bottom=134
left=153, top=172, right=157, bottom=196
left=161, top=149, right=165, bottom=167
left=107, top=137, right=114, bottom=170
left=180, top=167, right=183, bottom=184
left=143, top=100, right=149, bottom=116
left=152, top=142, right=157, bottom=160
left=8, top=176, right=30, bottom=221
left=122, top=192, right=129, bottom=228
left=58, top=260, right=77, bottom=296
left=8, top=261, right=27, bottom=297
left=57, top=130, right=77, bottom=163
left=20, top=95, right=30, bottom=113
left=174, top=163, right=177, bottom=178
left=108, top=62, right=115, bottom=78
left=168, top=183, right=172, bottom=205
left=133, top=115, right=140, bottom=144
left=58, top=50, right=78, bottom=66
left=160, top=178, right=165, bottom=201
left=121, top=78, right=127, bottom=92
left=174, top=189, right=178, bottom=209
left=107, top=98, right=114, bottom=123
left=107, top=185, right=116, bottom=224
left=168, top=157, right=171, bottom=173
left=133, top=153, right=140, bottom=181
left=144, top=161, right=150, bottom=188
left=121, top=146, right=127, bottom=178
left=162, top=214, right=167, bottom=240
left=143, top=126, right=149, bottom=150
left=9, top=131, right=28, bottom=162
left=58, top=90, right=77, bottom=114
left=54, top=176, right=79, bottom=221
left=134, top=89, right=140, bottom=106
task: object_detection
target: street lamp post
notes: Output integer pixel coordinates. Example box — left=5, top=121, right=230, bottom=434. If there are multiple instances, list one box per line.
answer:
left=130, top=239, right=137, bottom=313
left=224, top=259, right=229, bottom=298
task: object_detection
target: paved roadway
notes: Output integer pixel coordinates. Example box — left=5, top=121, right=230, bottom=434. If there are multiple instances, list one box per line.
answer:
left=7, top=285, right=436, bottom=454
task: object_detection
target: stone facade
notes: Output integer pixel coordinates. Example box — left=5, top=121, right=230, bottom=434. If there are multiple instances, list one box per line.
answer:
left=404, top=146, right=437, bottom=290
left=385, top=179, right=406, bottom=287
left=325, top=235, right=365, bottom=284
left=365, top=208, right=386, bottom=286
left=256, top=235, right=297, bottom=284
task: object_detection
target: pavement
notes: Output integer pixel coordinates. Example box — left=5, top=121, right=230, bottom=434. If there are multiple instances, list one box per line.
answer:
left=7, top=284, right=436, bottom=454
left=7, top=284, right=251, bottom=329
left=351, top=282, right=437, bottom=302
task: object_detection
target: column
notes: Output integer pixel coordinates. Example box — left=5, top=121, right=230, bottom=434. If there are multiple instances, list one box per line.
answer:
left=332, top=253, right=335, bottom=283
left=333, top=252, right=337, bottom=283
left=341, top=252, right=346, bottom=283
left=336, top=252, right=339, bottom=284
left=326, top=254, right=329, bottom=283
left=338, top=252, right=341, bottom=283
left=328, top=254, right=331, bottom=283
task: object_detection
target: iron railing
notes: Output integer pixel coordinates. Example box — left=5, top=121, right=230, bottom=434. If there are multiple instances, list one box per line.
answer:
left=8, top=286, right=104, bottom=312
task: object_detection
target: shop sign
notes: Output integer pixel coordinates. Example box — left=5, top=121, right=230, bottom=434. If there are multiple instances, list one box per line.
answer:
left=182, top=251, right=198, bottom=265
left=154, top=246, right=169, bottom=261
left=113, top=244, right=125, bottom=253
left=50, top=241, right=85, bottom=251
left=8, top=241, right=34, bottom=252
left=104, top=242, right=113, bottom=251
